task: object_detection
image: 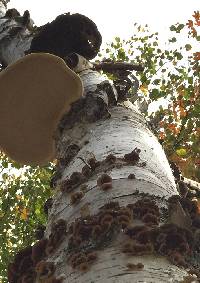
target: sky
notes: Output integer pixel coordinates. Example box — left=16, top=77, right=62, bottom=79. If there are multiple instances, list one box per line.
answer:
left=7, top=0, right=200, bottom=46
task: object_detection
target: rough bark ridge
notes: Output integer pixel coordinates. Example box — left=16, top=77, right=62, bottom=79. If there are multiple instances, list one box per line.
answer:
left=3, top=6, right=200, bottom=283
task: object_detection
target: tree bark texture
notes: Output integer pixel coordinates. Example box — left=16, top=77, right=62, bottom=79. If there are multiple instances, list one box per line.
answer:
left=2, top=6, right=199, bottom=283
left=0, top=6, right=33, bottom=66
left=42, top=68, right=192, bottom=282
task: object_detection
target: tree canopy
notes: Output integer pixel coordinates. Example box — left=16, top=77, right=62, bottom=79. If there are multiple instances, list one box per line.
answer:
left=0, top=11, right=200, bottom=283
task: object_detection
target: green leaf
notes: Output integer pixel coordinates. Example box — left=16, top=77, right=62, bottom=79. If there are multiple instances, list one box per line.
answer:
left=115, top=37, right=121, bottom=43
left=176, top=148, right=187, bottom=157
left=151, top=89, right=160, bottom=100
left=169, top=37, right=177, bottom=43
left=174, top=52, right=183, bottom=60
left=176, top=24, right=185, bottom=32
left=170, top=25, right=176, bottom=31
left=185, top=44, right=192, bottom=51
left=188, top=77, right=193, bottom=84
left=153, top=79, right=160, bottom=85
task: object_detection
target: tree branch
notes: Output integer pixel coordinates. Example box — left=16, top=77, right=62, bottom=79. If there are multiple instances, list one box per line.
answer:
left=93, top=61, right=144, bottom=73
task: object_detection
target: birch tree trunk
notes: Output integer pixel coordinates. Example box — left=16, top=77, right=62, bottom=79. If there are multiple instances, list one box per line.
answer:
left=2, top=4, right=199, bottom=283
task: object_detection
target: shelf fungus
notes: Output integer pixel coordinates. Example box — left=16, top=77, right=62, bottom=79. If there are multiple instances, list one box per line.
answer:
left=0, top=53, right=83, bottom=165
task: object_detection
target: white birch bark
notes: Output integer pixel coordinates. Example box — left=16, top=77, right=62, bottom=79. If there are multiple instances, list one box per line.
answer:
left=0, top=1, right=33, bottom=66
left=44, top=70, right=194, bottom=282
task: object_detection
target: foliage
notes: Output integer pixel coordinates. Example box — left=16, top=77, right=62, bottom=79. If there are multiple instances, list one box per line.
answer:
left=99, top=11, right=200, bottom=181
left=0, top=10, right=200, bottom=283
left=0, top=153, right=53, bottom=282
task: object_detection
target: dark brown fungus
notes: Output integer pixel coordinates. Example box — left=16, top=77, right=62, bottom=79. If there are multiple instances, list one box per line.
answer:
left=117, top=215, right=131, bottom=228
left=60, top=171, right=86, bottom=192
left=7, top=246, right=33, bottom=283
left=178, top=181, right=188, bottom=198
left=122, top=241, right=153, bottom=255
left=125, top=225, right=148, bottom=239
left=60, top=179, right=72, bottom=192
left=168, top=251, right=187, bottom=267
left=100, top=214, right=114, bottom=226
left=70, top=191, right=84, bottom=205
left=105, top=154, right=117, bottom=164
left=128, top=173, right=136, bottom=179
left=70, top=171, right=86, bottom=184
left=35, top=260, right=55, bottom=279
left=100, top=182, right=113, bottom=191
left=46, top=219, right=67, bottom=255
left=82, top=164, right=92, bottom=177
left=68, top=252, right=89, bottom=271
left=32, top=238, right=48, bottom=265
left=86, top=252, right=98, bottom=262
left=124, top=148, right=141, bottom=164
left=142, top=213, right=159, bottom=226
left=88, top=157, right=101, bottom=170
left=126, top=262, right=144, bottom=271
left=35, top=224, right=46, bottom=240
left=122, top=241, right=134, bottom=253
left=100, top=201, right=120, bottom=210
left=79, top=262, right=89, bottom=272
left=97, top=173, right=112, bottom=186
left=92, top=225, right=102, bottom=238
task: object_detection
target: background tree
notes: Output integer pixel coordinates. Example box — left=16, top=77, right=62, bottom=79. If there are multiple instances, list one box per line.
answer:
left=0, top=1, right=200, bottom=282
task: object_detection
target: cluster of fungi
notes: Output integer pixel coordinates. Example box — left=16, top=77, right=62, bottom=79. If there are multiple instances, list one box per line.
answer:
left=8, top=148, right=200, bottom=282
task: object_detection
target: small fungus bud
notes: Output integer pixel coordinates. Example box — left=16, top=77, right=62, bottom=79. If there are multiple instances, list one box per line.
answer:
left=97, top=173, right=112, bottom=186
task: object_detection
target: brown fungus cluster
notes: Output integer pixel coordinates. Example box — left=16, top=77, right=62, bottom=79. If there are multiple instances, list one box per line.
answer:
left=87, top=157, right=101, bottom=170
left=35, top=260, right=55, bottom=280
left=97, top=173, right=113, bottom=191
left=32, top=238, right=48, bottom=266
left=46, top=219, right=67, bottom=255
left=68, top=251, right=98, bottom=271
left=70, top=191, right=84, bottom=205
left=128, top=198, right=160, bottom=226
left=126, top=262, right=144, bottom=271
left=60, top=172, right=86, bottom=193
left=35, top=224, right=46, bottom=240
left=59, top=150, right=141, bottom=197
left=59, top=149, right=141, bottom=195
left=8, top=219, right=67, bottom=282
left=67, top=202, right=133, bottom=252
left=35, top=260, right=63, bottom=283
left=124, top=148, right=141, bottom=164
left=119, top=198, right=197, bottom=269
left=128, top=173, right=136, bottom=179
left=125, top=199, right=194, bottom=267
left=105, top=154, right=117, bottom=164
left=7, top=246, right=35, bottom=283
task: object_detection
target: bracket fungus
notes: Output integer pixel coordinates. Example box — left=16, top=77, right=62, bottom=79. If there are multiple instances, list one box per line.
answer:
left=0, top=53, right=83, bottom=165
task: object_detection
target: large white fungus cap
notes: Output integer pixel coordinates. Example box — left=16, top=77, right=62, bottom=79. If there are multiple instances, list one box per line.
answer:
left=0, top=53, right=83, bottom=165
